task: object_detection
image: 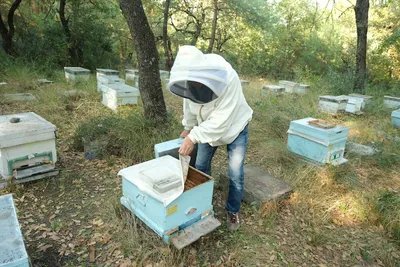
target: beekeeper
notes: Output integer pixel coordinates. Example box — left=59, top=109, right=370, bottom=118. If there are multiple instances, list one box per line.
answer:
left=167, top=45, right=253, bottom=231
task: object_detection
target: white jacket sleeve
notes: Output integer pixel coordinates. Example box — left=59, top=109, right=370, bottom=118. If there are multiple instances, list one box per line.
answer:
left=188, top=82, right=240, bottom=144
left=182, top=98, right=197, bottom=130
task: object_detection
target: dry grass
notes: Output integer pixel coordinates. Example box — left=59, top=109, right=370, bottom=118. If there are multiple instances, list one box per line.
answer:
left=1, top=68, right=400, bottom=266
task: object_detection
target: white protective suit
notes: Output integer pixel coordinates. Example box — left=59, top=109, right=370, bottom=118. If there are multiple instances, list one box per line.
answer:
left=167, top=46, right=253, bottom=147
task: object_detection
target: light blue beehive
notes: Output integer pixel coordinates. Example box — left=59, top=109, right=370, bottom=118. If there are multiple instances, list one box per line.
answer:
left=392, top=109, right=400, bottom=129
left=119, top=155, right=220, bottom=249
left=0, top=194, right=29, bottom=267
left=287, top=118, right=349, bottom=165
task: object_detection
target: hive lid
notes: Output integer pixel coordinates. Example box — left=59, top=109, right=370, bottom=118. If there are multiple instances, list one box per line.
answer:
left=0, top=112, right=57, bottom=147
left=288, top=117, right=348, bottom=141
left=392, top=109, right=400, bottom=119
left=103, top=83, right=140, bottom=97
left=384, top=95, right=400, bottom=101
left=118, top=155, right=187, bottom=206
left=126, top=69, right=139, bottom=74
left=319, top=95, right=348, bottom=103
left=64, top=67, right=90, bottom=74
left=263, top=84, right=284, bottom=90
left=96, top=68, right=119, bottom=75
left=0, top=194, right=29, bottom=266
left=349, top=93, right=373, bottom=100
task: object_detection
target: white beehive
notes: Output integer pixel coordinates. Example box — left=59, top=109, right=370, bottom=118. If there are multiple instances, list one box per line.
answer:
left=348, top=94, right=373, bottom=109
left=384, top=96, right=400, bottom=109
left=0, top=113, right=57, bottom=181
left=96, top=69, right=121, bottom=92
left=319, top=95, right=349, bottom=114
left=345, top=97, right=364, bottom=114
left=101, top=83, right=140, bottom=110
left=279, top=80, right=309, bottom=94
left=126, top=69, right=139, bottom=87
left=0, top=194, right=29, bottom=267
left=159, top=70, right=170, bottom=79
left=262, top=85, right=285, bottom=96
left=64, top=67, right=90, bottom=82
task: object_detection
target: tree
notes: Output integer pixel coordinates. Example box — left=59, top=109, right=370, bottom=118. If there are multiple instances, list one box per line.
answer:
left=354, top=0, right=370, bottom=92
left=207, top=0, right=218, bottom=53
left=163, top=0, right=174, bottom=70
left=120, top=0, right=168, bottom=122
left=0, top=0, right=23, bottom=55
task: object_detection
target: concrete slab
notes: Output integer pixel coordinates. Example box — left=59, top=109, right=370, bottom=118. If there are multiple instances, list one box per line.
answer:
left=243, top=165, right=292, bottom=205
left=3, top=93, right=36, bottom=102
left=37, top=79, right=53, bottom=84
left=346, top=141, right=380, bottom=156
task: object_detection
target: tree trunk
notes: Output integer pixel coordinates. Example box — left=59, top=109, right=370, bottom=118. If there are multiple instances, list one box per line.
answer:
left=163, top=0, right=174, bottom=70
left=354, top=0, right=369, bottom=93
left=207, top=0, right=218, bottom=53
left=120, top=0, right=168, bottom=122
left=0, top=0, right=23, bottom=56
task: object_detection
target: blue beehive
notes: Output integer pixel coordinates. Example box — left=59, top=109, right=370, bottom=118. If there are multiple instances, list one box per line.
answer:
left=287, top=118, right=349, bottom=165
left=119, top=155, right=220, bottom=249
left=0, top=194, right=29, bottom=267
left=392, top=109, right=400, bottom=129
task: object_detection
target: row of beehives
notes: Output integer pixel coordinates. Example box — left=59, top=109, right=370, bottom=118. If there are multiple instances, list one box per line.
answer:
left=64, top=67, right=170, bottom=110
left=262, top=80, right=310, bottom=95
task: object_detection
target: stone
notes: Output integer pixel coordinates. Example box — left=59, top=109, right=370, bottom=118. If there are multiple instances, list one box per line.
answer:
left=0, top=82, right=7, bottom=85
left=243, top=165, right=292, bottom=205
left=3, top=93, right=36, bottom=102
left=346, top=141, right=380, bottom=156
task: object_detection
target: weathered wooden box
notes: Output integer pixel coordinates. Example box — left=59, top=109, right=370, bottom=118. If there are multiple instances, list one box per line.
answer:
left=64, top=67, right=90, bottom=82
left=345, top=97, right=364, bottom=114
left=287, top=118, right=349, bottom=165
left=348, top=93, right=373, bottom=109
left=319, top=95, right=348, bottom=114
left=0, top=112, right=58, bottom=181
left=384, top=96, right=400, bottom=109
left=119, top=156, right=220, bottom=249
left=392, top=109, right=400, bottom=129
left=0, top=194, right=29, bottom=267
left=262, top=85, right=285, bottom=96
left=101, top=83, right=140, bottom=110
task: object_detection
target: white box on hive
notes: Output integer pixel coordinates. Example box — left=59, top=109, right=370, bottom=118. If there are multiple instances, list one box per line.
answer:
left=125, top=69, right=139, bottom=87
left=318, top=95, right=349, bottom=114
left=384, top=96, right=400, bottom=109
left=279, top=80, right=309, bottom=94
left=64, top=67, right=90, bottom=82
left=101, top=83, right=140, bottom=110
left=0, top=112, right=58, bottom=182
left=0, top=194, right=29, bottom=267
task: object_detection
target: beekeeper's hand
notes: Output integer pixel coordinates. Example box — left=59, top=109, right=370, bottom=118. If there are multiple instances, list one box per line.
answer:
left=180, top=130, right=191, bottom=138
left=179, top=136, right=194, bottom=156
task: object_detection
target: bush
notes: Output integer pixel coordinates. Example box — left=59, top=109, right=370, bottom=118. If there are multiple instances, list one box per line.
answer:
left=73, top=111, right=181, bottom=162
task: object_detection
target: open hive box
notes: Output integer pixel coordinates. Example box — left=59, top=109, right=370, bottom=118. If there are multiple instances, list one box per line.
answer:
left=119, top=155, right=220, bottom=249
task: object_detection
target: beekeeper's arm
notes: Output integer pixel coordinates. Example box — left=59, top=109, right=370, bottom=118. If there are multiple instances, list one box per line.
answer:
left=187, top=83, right=239, bottom=144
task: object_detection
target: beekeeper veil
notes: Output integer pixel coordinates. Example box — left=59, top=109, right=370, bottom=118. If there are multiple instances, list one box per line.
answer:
left=167, top=46, right=230, bottom=104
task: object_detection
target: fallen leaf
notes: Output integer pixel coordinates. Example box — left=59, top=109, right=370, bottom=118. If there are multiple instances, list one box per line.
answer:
left=38, top=244, right=52, bottom=252
left=89, top=244, right=95, bottom=263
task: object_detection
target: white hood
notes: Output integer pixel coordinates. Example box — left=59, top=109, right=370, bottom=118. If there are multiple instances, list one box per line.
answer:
left=167, top=46, right=233, bottom=104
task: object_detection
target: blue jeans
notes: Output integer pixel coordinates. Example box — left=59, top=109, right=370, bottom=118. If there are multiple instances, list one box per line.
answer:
left=195, top=125, right=248, bottom=213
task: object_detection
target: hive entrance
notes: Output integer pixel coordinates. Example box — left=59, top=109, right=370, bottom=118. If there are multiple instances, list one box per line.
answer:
left=184, top=167, right=211, bottom=192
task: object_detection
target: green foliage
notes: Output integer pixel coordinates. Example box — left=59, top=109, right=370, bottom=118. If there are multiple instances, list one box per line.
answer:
left=375, top=190, right=400, bottom=245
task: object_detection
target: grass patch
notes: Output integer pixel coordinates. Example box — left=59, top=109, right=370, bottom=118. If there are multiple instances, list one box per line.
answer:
left=375, top=190, right=400, bottom=245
